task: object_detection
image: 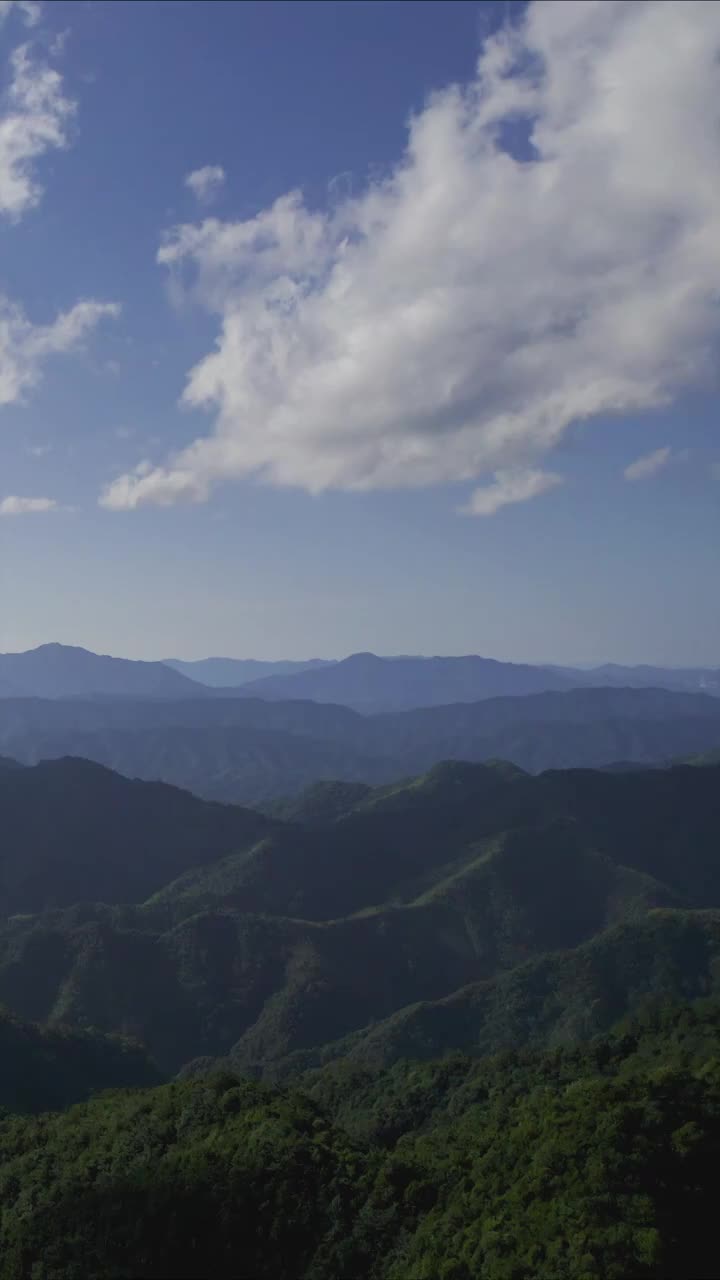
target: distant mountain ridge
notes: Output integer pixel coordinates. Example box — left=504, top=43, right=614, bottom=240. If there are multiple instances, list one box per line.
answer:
left=1, top=685, right=719, bottom=804
left=2, top=643, right=718, bottom=709
left=0, top=643, right=202, bottom=700
left=234, top=651, right=720, bottom=711
left=236, top=651, right=576, bottom=711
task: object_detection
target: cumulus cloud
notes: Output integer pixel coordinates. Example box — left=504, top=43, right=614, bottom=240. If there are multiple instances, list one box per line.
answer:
left=462, top=468, right=563, bottom=516
left=623, top=445, right=672, bottom=482
left=184, top=164, right=225, bottom=205
left=0, top=41, right=75, bottom=219
left=103, top=1, right=720, bottom=514
left=0, top=298, right=120, bottom=407
left=0, top=494, right=56, bottom=514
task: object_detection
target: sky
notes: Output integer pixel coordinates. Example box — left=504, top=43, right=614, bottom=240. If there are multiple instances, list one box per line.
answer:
left=0, top=0, right=718, bottom=665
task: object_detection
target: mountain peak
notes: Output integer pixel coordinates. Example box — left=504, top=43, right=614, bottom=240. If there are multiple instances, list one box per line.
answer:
left=0, top=643, right=204, bottom=700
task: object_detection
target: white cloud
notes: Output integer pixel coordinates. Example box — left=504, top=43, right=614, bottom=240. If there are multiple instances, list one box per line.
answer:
left=103, top=1, right=720, bottom=513
left=0, top=298, right=120, bottom=407
left=184, top=165, right=225, bottom=205
left=462, top=468, right=563, bottom=516
left=0, top=34, right=120, bottom=409
left=623, top=445, right=672, bottom=481
left=0, top=494, right=56, bottom=514
left=27, top=441, right=51, bottom=456
left=0, top=41, right=75, bottom=219
left=0, top=2, right=40, bottom=27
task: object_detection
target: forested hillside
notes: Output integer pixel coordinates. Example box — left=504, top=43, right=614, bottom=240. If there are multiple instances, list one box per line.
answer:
left=1, top=1000, right=719, bottom=1279
left=0, top=759, right=719, bottom=1078
left=0, top=752, right=717, bottom=1276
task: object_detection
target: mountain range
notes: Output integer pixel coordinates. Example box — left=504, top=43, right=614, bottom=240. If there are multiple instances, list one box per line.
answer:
left=232, top=651, right=576, bottom=710
left=232, top=652, right=718, bottom=709
left=1, top=754, right=719, bottom=1081
left=1, top=684, right=719, bottom=804
left=1, top=746, right=720, bottom=1277
left=1, top=643, right=718, bottom=708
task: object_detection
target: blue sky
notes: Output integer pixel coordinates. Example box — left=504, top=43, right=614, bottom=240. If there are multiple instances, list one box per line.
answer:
left=0, top=0, right=718, bottom=664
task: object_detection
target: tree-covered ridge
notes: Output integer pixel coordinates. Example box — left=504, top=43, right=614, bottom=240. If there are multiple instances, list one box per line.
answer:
left=1, top=999, right=719, bottom=1279
left=0, top=760, right=719, bottom=1080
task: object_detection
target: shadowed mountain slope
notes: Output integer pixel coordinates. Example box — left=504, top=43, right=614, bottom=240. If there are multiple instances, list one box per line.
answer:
left=0, top=757, right=272, bottom=915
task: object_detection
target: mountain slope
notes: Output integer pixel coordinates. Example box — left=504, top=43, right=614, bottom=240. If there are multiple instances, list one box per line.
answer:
left=0, top=833, right=677, bottom=1075
left=238, top=651, right=576, bottom=710
left=1, top=760, right=719, bottom=1078
left=0, top=644, right=203, bottom=699
left=149, top=758, right=720, bottom=920
left=0, top=757, right=272, bottom=915
left=3, top=1004, right=720, bottom=1280
left=274, top=908, right=720, bottom=1078
left=239, top=652, right=720, bottom=711
left=13, top=723, right=395, bottom=805
left=0, top=1006, right=163, bottom=1113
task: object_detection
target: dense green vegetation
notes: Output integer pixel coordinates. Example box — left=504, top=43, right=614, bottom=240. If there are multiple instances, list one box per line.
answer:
left=0, top=753, right=719, bottom=1276
left=1, top=759, right=720, bottom=1082
left=1, top=1000, right=720, bottom=1278
left=0, top=1006, right=162, bottom=1113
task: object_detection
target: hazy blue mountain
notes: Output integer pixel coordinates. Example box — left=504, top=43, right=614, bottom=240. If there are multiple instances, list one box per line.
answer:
left=2, top=644, right=717, bottom=710
left=4, top=644, right=718, bottom=710
left=0, top=686, right=719, bottom=804
left=373, top=686, right=720, bottom=774
left=17, top=724, right=396, bottom=805
left=236, top=651, right=720, bottom=711
left=0, top=644, right=203, bottom=700
left=164, top=656, right=334, bottom=686
left=0, top=692, right=361, bottom=743
left=237, top=651, right=577, bottom=711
